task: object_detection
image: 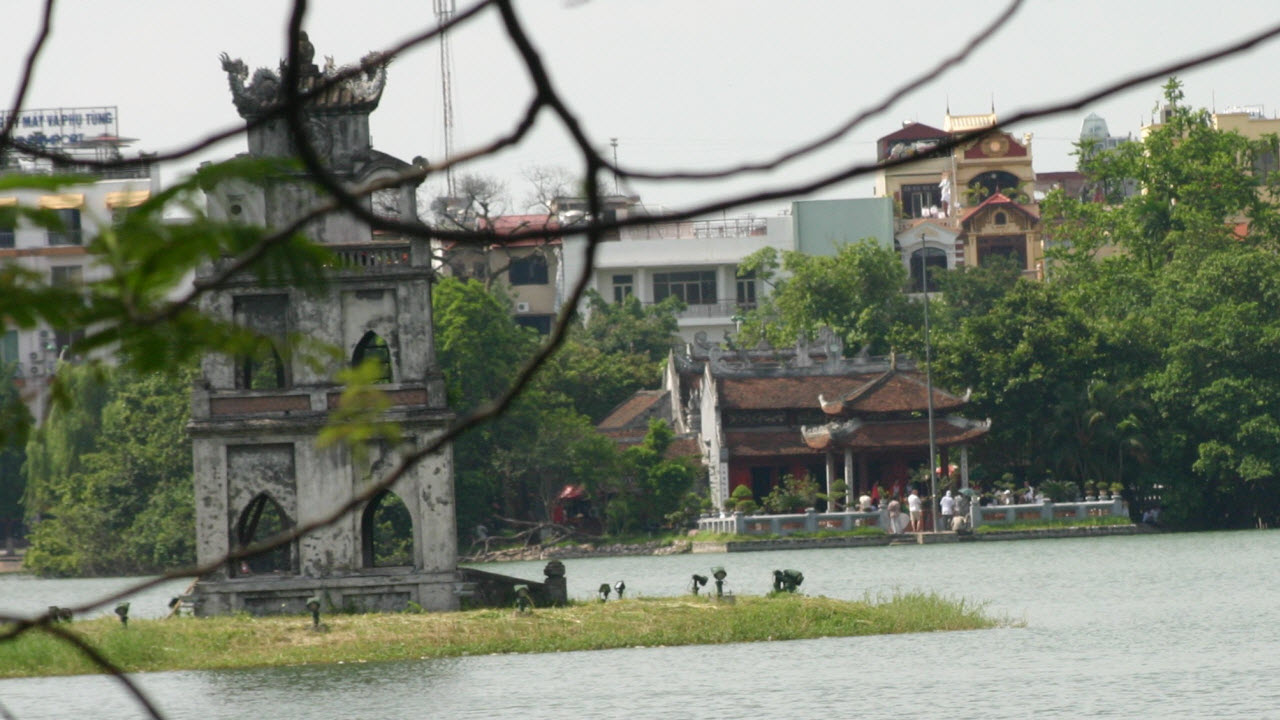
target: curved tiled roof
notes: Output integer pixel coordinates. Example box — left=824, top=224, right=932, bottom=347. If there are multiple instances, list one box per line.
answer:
left=721, top=370, right=967, bottom=414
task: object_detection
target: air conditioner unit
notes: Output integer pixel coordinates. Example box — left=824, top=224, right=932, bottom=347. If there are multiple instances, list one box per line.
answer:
left=515, top=302, right=531, bottom=313
left=38, top=329, right=48, bottom=338
left=29, top=365, right=41, bottom=376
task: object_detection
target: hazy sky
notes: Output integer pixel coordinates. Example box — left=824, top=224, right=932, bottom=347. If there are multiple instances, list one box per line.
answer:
left=5, top=1, right=1280, bottom=216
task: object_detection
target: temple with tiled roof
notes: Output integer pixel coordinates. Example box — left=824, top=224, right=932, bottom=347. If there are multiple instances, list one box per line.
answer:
left=602, top=328, right=990, bottom=513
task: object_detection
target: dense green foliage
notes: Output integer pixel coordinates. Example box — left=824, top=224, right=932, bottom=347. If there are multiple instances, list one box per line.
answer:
left=22, top=364, right=195, bottom=575
left=432, top=277, right=697, bottom=540
left=0, top=362, right=30, bottom=533
left=935, top=78, right=1280, bottom=528
left=736, top=240, right=913, bottom=354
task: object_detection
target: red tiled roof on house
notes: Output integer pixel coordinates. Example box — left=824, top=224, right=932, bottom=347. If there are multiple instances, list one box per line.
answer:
left=481, top=214, right=562, bottom=248
left=877, top=122, right=949, bottom=144
left=959, top=192, right=1040, bottom=226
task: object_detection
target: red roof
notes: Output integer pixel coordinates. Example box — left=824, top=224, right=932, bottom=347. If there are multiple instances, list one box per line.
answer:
left=597, top=390, right=669, bottom=431
left=960, top=192, right=1040, bottom=226
left=720, top=376, right=865, bottom=410
left=838, top=370, right=968, bottom=414
left=719, top=371, right=967, bottom=414
left=727, top=417, right=986, bottom=457
left=471, top=214, right=562, bottom=248
left=878, top=122, right=949, bottom=144
left=833, top=416, right=989, bottom=450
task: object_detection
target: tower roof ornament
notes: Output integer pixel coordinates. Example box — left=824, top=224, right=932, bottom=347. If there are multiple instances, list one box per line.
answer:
left=219, top=34, right=388, bottom=119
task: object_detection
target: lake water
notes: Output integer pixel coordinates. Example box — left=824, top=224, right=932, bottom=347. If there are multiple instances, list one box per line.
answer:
left=2, top=529, right=1277, bottom=719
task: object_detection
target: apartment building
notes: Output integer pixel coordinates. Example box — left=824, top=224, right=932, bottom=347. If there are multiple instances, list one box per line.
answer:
left=0, top=108, right=159, bottom=423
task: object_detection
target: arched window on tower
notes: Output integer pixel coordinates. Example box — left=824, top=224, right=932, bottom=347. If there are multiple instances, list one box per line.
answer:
left=234, top=493, right=296, bottom=577
left=361, top=489, right=414, bottom=567
left=910, top=247, right=948, bottom=293
left=352, top=331, right=393, bottom=384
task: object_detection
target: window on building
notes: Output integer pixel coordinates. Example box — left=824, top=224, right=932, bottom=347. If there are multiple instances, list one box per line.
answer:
left=612, top=274, right=634, bottom=303
left=736, top=269, right=757, bottom=309
left=515, top=314, right=553, bottom=335
left=352, top=331, right=393, bottom=384
left=233, top=295, right=289, bottom=390
left=0, top=204, right=14, bottom=249
left=50, top=265, right=83, bottom=287
left=47, top=208, right=82, bottom=246
left=509, top=253, right=549, bottom=285
left=901, top=183, right=940, bottom=218
left=653, top=270, right=716, bottom=305
left=977, top=236, right=1028, bottom=270
left=968, top=171, right=1022, bottom=202
left=994, top=211, right=1007, bottom=225
left=1, top=330, right=17, bottom=366
left=909, top=247, right=948, bottom=293
left=1253, top=139, right=1279, bottom=179
left=53, top=329, right=85, bottom=358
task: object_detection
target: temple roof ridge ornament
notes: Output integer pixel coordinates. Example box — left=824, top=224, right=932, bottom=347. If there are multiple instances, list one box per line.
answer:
left=683, top=326, right=914, bottom=377
left=220, top=32, right=388, bottom=119
left=801, top=418, right=865, bottom=449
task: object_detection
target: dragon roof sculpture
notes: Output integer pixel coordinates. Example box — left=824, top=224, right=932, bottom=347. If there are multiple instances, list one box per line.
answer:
left=219, top=32, right=388, bottom=119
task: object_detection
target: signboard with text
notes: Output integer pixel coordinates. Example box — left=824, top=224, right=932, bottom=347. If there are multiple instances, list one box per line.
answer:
left=0, top=106, right=118, bottom=149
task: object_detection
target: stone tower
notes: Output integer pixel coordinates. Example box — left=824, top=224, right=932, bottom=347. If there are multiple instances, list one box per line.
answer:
left=187, top=35, right=458, bottom=615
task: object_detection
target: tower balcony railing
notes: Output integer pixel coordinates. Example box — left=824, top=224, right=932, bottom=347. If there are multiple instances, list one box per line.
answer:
left=327, top=241, right=413, bottom=272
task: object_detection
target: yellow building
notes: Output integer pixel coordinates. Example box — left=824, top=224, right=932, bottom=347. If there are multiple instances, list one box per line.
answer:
left=876, top=111, right=1042, bottom=278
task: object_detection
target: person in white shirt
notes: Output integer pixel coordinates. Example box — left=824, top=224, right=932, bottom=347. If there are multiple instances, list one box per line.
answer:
left=907, top=489, right=923, bottom=532
left=940, top=490, right=955, bottom=530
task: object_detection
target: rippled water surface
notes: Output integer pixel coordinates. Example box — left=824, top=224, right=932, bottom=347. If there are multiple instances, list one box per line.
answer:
left=3, top=530, right=1277, bottom=719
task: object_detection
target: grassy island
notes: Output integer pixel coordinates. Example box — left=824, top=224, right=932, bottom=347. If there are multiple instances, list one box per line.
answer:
left=0, top=592, right=996, bottom=678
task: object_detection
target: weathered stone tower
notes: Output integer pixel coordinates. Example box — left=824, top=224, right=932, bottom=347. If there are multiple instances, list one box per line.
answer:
left=187, top=35, right=458, bottom=615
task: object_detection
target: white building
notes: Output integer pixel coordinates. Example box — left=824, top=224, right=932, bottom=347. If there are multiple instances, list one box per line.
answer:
left=560, top=200, right=794, bottom=344
left=0, top=110, right=159, bottom=424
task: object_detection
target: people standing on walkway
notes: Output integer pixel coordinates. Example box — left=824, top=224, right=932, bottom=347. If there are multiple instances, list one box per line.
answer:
left=907, top=488, right=923, bottom=532
left=887, top=497, right=903, bottom=534
left=940, top=490, right=955, bottom=530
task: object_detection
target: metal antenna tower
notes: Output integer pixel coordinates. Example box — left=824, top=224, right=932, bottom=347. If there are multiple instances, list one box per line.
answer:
left=434, top=0, right=457, bottom=197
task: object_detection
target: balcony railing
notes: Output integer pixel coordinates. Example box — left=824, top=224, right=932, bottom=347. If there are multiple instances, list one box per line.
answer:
left=47, top=229, right=83, bottom=246
left=619, top=216, right=769, bottom=241
left=329, top=242, right=412, bottom=271
left=645, top=299, right=756, bottom=319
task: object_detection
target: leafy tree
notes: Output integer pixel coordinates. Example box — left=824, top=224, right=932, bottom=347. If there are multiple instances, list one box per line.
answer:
left=1041, top=80, right=1280, bottom=527
left=433, top=277, right=634, bottom=537
left=22, top=364, right=195, bottom=575
left=597, top=419, right=700, bottom=534
left=540, top=291, right=681, bottom=422
left=736, top=240, right=911, bottom=355
left=0, top=362, right=30, bottom=537
left=1074, top=78, right=1278, bottom=272
left=934, top=280, right=1105, bottom=481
